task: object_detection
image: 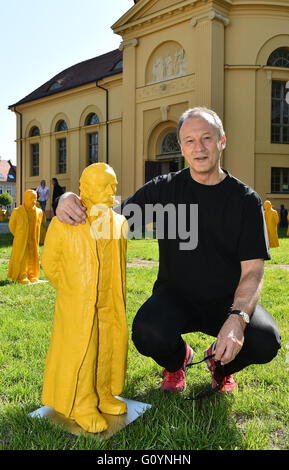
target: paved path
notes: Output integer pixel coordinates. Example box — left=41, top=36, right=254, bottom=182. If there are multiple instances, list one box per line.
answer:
left=0, top=223, right=9, bottom=234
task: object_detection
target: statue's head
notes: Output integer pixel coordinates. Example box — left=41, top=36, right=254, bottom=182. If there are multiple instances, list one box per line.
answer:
left=79, top=163, right=117, bottom=208
left=23, top=190, right=37, bottom=209
left=264, top=200, right=272, bottom=211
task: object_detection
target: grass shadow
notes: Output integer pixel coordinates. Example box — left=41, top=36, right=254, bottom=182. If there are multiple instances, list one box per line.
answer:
left=0, top=404, right=81, bottom=450
left=0, top=280, right=12, bottom=287
left=117, top=380, right=244, bottom=450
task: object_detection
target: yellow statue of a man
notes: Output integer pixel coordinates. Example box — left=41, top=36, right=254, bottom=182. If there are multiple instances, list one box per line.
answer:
left=36, top=202, right=47, bottom=245
left=263, top=200, right=279, bottom=248
left=8, top=189, right=43, bottom=284
left=41, top=163, right=128, bottom=433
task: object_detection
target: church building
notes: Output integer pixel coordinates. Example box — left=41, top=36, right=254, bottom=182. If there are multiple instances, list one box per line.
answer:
left=9, top=0, right=289, bottom=214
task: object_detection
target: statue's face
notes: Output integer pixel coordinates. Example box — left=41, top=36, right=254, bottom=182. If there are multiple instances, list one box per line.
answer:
left=82, top=167, right=117, bottom=208
left=24, top=191, right=37, bottom=209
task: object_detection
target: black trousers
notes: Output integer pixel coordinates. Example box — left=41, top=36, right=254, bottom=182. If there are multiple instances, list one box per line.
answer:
left=132, top=285, right=281, bottom=376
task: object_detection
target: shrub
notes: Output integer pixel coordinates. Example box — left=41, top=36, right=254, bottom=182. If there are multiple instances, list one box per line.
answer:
left=0, top=192, right=13, bottom=208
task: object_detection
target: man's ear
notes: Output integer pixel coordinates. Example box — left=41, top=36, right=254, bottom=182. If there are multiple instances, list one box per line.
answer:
left=220, top=135, right=226, bottom=150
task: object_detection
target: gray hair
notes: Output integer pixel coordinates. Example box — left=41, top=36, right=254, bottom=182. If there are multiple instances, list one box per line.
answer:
left=177, top=107, right=225, bottom=142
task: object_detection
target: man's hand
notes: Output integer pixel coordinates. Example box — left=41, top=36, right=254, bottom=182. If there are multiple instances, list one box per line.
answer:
left=214, top=258, right=264, bottom=365
left=214, top=315, right=245, bottom=365
left=56, top=193, right=87, bottom=226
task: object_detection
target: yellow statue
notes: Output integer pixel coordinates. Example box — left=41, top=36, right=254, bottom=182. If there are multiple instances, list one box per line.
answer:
left=36, top=201, right=47, bottom=245
left=0, top=208, right=8, bottom=222
left=8, top=190, right=43, bottom=284
left=41, top=163, right=128, bottom=433
left=263, top=200, right=279, bottom=248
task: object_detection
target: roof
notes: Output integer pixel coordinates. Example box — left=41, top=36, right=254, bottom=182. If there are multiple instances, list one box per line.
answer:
left=10, top=49, right=123, bottom=108
left=0, top=160, right=16, bottom=183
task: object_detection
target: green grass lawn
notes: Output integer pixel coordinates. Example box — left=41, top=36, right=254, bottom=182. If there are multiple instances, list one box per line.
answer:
left=0, top=232, right=288, bottom=450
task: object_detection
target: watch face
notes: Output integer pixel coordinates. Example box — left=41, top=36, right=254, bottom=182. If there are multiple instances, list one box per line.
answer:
left=243, top=312, right=250, bottom=323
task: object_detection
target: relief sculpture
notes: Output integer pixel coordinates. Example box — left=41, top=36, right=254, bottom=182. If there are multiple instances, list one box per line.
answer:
left=151, top=47, right=187, bottom=84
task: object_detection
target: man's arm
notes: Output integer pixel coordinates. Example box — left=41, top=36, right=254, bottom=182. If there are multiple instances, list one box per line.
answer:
left=8, top=208, right=17, bottom=235
left=56, top=192, right=87, bottom=225
left=214, top=258, right=264, bottom=365
left=56, top=177, right=158, bottom=226
left=41, top=218, right=64, bottom=290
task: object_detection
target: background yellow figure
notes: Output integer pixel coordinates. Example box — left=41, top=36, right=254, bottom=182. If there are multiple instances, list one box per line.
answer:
left=8, top=190, right=43, bottom=284
left=41, top=163, right=128, bottom=433
left=0, top=208, right=8, bottom=221
left=263, top=200, right=279, bottom=248
left=36, top=201, right=47, bottom=245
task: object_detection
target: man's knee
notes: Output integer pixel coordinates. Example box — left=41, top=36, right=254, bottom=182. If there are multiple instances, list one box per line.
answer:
left=132, top=298, right=178, bottom=358
left=132, top=310, right=163, bottom=356
left=257, top=326, right=281, bottom=364
left=245, top=308, right=281, bottom=365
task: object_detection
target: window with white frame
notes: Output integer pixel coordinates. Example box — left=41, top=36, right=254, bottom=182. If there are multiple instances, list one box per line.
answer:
left=271, top=81, right=289, bottom=144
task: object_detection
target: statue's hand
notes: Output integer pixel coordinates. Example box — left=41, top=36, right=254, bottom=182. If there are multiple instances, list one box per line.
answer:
left=56, top=193, right=86, bottom=226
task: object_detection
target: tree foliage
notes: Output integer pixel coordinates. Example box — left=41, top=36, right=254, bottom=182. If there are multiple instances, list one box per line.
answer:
left=0, top=192, right=13, bottom=207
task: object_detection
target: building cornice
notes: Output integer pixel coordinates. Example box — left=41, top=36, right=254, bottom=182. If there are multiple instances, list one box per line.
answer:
left=232, top=0, right=289, bottom=7
left=119, top=38, right=139, bottom=51
left=112, top=0, right=289, bottom=38
left=112, top=1, right=235, bottom=39
left=224, top=64, right=261, bottom=69
left=112, top=0, right=210, bottom=36
left=191, top=8, right=230, bottom=26
left=229, top=0, right=289, bottom=15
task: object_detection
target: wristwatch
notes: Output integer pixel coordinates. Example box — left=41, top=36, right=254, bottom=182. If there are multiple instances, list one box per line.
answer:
left=229, top=309, right=250, bottom=324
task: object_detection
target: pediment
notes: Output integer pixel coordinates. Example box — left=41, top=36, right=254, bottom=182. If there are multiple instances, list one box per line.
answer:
left=112, top=0, right=202, bottom=33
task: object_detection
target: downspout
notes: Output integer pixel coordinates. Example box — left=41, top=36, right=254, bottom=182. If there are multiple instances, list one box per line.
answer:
left=12, top=106, right=23, bottom=204
left=96, top=81, right=109, bottom=164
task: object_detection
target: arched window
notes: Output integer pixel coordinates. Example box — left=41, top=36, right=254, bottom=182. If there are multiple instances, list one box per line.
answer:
left=29, top=126, right=40, bottom=137
left=54, top=120, right=68, bottom=173
left=88, top=133, right=98, bottom=164
left=58, top=138, right=67, bottom=173
left=85, top=113, right=99, bottom=126
left=271, top=81, right=289, bottom=144
left=31, top=144, right=39, bottom=176
left=29, top=126, right=40, bottom=176
left=160, top=130, right=180, bottom=154
left=56, top=120, right=68, bottom=132
left=267, top=48, right=289, bottom=68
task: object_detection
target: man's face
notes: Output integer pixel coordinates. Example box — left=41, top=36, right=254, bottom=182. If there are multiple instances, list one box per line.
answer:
left=24, top=191, right=37, bottom=209
left=179, top=117, right=226, bottom=179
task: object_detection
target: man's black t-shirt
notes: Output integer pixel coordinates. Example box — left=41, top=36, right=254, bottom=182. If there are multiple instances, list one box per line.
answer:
left=120, top=168, right=270, bottom=303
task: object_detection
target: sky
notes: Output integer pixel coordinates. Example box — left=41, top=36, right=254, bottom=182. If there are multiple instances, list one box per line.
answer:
left=0, top=0, right=134, bottom=164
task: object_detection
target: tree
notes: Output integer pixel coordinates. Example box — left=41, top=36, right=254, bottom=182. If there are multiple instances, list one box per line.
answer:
left=0, top=192, right=13, bottom=209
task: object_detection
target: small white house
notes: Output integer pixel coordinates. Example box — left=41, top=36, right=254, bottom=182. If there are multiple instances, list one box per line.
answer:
left=0, top=159, right=17, bottom=210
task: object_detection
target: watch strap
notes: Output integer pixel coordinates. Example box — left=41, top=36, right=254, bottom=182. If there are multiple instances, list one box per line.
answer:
left=228, top=309, right=250, bottom=324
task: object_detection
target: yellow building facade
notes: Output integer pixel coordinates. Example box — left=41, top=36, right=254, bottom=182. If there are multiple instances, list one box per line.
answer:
left=9, top=0, right=289, bottom=214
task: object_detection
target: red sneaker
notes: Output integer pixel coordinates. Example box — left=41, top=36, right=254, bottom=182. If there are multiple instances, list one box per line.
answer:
left=205, top=341, right=238, bottom=394
left=160, top=344, right=194, bottom=393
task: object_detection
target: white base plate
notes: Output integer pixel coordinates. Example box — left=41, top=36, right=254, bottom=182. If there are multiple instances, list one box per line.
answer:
left=30, top=397, right=152, bottom=438
left=19, top=280, right=48, bottom=285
